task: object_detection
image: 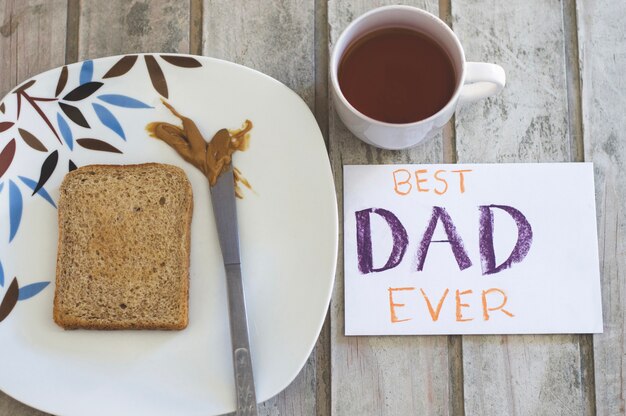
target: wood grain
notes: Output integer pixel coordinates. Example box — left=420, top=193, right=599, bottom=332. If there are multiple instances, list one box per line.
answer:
left=202, top=1, right=320, bottom=414
left=315, top=2, right=332, bottom=413
left=0, top=0, right=66, bottom=414
left=0, top=391, right=50, bottom=416
left=328, top=1, right=454, bottom=415
left=79, top=0, right=190, bottom=58
left=578, top=0, right=626, bottom=414
left=203, top=0, right=316, bottom=109
left=451, top=0, right=586, bottom=415
left=0, top=0, right=66, bottom=97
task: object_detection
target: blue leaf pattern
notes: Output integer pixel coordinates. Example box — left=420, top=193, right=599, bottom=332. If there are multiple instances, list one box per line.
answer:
left=8, top=180, right=22, bottom=242
left=18, top=176, right=57, bottom=208
left=97, top=94, right=152, bottom=109
left=0, top=259, right=4, bottom=287
left=18, top=281, right=50, bottom=301
left=57, top=113, right=73, bottom=150
left=80, top=60, right=94, bottom=84
left=92, top=103, right=126, bottom=140
left=0, top=182, right=4, bottom=193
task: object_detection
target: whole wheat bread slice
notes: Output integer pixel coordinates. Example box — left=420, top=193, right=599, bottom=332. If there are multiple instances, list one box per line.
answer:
left=54, top=163, right=193, bottom=330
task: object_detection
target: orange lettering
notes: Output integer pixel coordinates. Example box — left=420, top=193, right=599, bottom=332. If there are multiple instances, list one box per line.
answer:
left=434, top=170, right=448, bottom=195
left=393, top=169, right=412, bottom=196
left=420, top=288, right=450, bottom=321
left=415, top=169, right=429, bottom=192
left=388, top=287, right=415, bottom=323
left=482, top=288, right=514, bottom=320
left=455, top=289, right=474, bottom=322
left=451, top=169, right=473, bottom=193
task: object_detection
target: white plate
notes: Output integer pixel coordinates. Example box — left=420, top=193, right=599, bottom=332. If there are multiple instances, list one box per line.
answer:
left=0, top=54, right=337, bottom=416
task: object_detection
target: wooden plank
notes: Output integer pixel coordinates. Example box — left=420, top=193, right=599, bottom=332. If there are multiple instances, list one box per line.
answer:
left=202, top=1, right=321, bottom=414
left=328, top=1, right=454, bottom=415
left=0, top=0, right=66, bottom=415
left=314, top=1, right=332, bottom=414
left=577, top=0, right=626, bottom=414
left=190, top=0, right=203, bottom=56
left=79, top=0, right=190, bottom=58
left=562, top=2, right=596, bottom=413
left=451, top=1, right=587, bottom=415
left=0, top=392, right=50, bottom=416
left=203, top=0, right=316, bottom=109
left=315, top=0, right=330, bottom=148
left=0, top=0, right=67, bottom=96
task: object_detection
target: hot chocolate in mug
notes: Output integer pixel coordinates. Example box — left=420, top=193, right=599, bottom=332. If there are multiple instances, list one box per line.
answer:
left=330, top=5, right=506, bottom=150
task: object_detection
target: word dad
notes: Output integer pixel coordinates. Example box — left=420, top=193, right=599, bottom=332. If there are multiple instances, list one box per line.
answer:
left=356, top=205, right=533, bottom=275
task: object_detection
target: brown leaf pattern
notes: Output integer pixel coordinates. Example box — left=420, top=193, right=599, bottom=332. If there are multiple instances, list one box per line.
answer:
left=13, top=80, right=35, bottom=94
left=0, top=138, right=16, bottom=179
left=16, top=95, right=21, bottom=118
left=33, top=150, right=58, bottom=195
left=144, top=55, right=168, bottom=98
left=0, top=102, right=5, bottom=114
left=0, top=277, right=19, bottom=323
left=20, top=93, right=62, bottom=144
left=77, top=138, right=122, bottom=153
left=18, top=128, right=47, bottom=152
left=0, top=122, right=14, bottom=133
left=55, top=66, right=68, bottom=97
left=160, top=55, right=202, bottom=68
left=103, top=55, right=138, bottom=78
left=63, top=82, right=103, bottom=101
left=59, top=102, right=90, bottom=128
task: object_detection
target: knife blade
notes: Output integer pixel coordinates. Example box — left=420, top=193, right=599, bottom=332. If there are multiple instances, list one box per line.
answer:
left=210, top=164, right=258, bottom=416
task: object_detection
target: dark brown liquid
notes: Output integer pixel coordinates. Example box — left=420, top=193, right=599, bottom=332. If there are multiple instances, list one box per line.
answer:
left=338, top=28, right=456, bottom=124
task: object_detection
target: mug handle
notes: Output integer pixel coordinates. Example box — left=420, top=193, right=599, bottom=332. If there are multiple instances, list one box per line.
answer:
left=458, top=62, right=506, bottom=104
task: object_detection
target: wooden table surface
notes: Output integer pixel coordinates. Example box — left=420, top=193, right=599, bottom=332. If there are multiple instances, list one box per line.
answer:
left=1, top=1, right=623, bottom=415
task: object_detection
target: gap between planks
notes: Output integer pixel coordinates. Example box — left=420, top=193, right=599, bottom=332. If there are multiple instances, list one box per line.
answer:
left=439, top=1, right=464, bottom=415
left=315, top=0, right=330, bottom=150
left=314, top=0, right=331, bottom=414
left=440, top=0, right=458, bottom=166
left=563, top=0, right=585, bottom=164
left=562, top=0, right=596, bottom=415
left=190, top=0, right=203, bottom=55
left=65, top=0, right=80, bottom=64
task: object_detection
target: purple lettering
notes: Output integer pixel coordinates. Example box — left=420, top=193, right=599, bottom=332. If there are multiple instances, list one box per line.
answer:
left=479, top=205, right=533, bottom=275
left=355, top=208, right=409, bottom=274
left=416, top=206, right=472, bottom=271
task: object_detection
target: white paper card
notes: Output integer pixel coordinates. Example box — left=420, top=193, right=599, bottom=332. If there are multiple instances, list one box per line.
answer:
left=343, top=163, right=603, bottom=335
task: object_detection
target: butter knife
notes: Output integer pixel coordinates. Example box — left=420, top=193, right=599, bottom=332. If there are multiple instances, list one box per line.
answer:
left=210, top=164, right=258, bottom=416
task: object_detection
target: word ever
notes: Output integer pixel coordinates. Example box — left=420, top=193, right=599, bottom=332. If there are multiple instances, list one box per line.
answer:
left=356, top=205, right=533, bottom=275
left=393, top=168, right=473, bottom=196
left=388, top=287, right=514, bottom=323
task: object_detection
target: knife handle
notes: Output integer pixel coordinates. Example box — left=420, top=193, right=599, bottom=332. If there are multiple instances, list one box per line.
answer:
left=225, top=263, right=258, bottom=416
left=234, top=347, right=258, bottom=415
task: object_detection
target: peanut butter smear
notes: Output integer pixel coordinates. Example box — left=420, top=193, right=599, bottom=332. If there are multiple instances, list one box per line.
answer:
left=146, top=100, right=253, bottom=198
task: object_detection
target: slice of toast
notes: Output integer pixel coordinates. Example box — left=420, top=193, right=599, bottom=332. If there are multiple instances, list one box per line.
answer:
left=53, top=163, right=193, bottom=330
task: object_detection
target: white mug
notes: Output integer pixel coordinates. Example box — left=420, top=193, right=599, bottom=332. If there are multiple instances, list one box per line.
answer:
left=330, top=5, right=506, bottom=150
